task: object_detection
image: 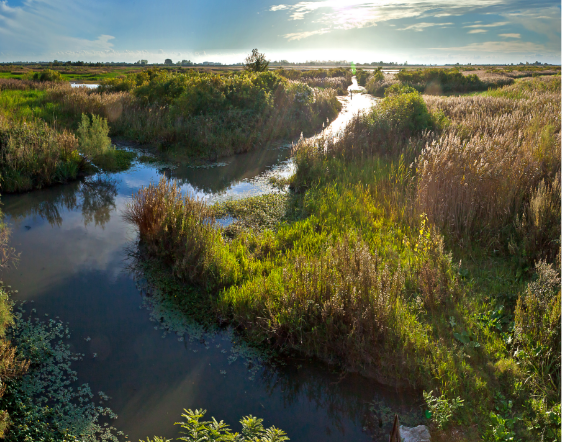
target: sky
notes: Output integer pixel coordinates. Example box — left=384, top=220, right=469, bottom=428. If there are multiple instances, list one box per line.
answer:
left=0, top=0, right=560, bottom=64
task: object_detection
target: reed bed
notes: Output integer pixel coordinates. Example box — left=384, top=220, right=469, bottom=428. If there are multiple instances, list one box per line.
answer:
left=419, top=87, right=560, bottom=260
left=0, top=115, right=83, bottom=192
left=0, top=78, right=66, bottom=92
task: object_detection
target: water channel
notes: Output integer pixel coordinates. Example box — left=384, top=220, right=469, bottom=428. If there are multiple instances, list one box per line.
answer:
left=3, top=80, right=420, bottom=441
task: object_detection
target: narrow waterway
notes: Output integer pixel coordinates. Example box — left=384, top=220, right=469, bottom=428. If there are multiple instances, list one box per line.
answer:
left=2, top=81, right=420, bottom=441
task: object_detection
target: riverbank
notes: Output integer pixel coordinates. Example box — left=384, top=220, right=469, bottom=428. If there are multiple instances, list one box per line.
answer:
left=126, top=75, right=561, bottom=440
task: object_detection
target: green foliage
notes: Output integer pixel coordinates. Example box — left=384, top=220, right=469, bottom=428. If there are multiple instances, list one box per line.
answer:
left=514, top=261, right=561, bottom=398
left=370, top=67, right=384, bottom=83
left=101, top=69, right=340, bottom=158
left=23, top=69, right=64, bottom=83
left=423, top=391, right=464, bottom=430
left=384, top=83, right=417, bottom=96
left=77, top=113, right=112, bottom=156
left=377, top=89, right=433, bottom=133
left=168, top=409, right=289, bottom=442
left=355, top=68, right=370, bottom=86
left=485, top=412, right=518, bottom=442
left=244, top=49, right=270, bottom=73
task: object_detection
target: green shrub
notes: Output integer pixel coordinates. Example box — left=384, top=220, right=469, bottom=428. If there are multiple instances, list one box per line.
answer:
left=23, top=69, right=64, bottom=83
left=355, top=68, right=370, bottom=86
left=484, top=412, right=517, bottom=442
left=173, top=409, right=288, bottom=441
left=423, top=390, right=464, bottom=430
left=377, top=89, right=433, bottom=133
left=77, top=113, right=112, bottom=156
left=384, top=83, right=418, bottom=96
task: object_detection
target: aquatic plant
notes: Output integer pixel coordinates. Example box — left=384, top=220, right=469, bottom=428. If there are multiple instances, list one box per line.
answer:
left=2, top=304, right=120, bottom=442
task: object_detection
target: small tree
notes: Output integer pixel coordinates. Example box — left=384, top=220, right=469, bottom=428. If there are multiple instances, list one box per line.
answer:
left=244, top=49, right=269, bottom=72
left=164, top=58, right=173, bottom=66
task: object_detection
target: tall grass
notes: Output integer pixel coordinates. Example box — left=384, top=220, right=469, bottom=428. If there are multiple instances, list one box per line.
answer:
left=418, top=81, right=560, bottom=261
left=0, top=115, right=83, bottom=192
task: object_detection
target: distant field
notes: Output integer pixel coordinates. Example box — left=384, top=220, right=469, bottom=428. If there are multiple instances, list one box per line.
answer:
left=0, top=64, right=558, bottom=82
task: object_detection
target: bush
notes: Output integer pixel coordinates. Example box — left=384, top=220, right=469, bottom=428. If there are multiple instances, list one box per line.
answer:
left=355, top=68, right=370, bottom=86
left=170, top=409, right=288, bottom=442
left=22, top=69, right=64, bottom=83
left=423, top=390, right=464, bottom=430
left=365, top=76, right=399, bottom=97
left=384, top=83, right=417, bottom=96
left=377, top=89, right=433, bottom=133
left=77, top=113, right=112, bottom=156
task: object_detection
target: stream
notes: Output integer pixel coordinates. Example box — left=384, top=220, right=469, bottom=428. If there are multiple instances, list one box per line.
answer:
left=2, top=79, right=420, bottom=441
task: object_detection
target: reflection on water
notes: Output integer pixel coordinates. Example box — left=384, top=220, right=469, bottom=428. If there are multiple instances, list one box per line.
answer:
left=170, top=146, right=293, bottom=196
left=7, top=176, right=118, bottom=228
left=0, top=86, right=418, bottom=441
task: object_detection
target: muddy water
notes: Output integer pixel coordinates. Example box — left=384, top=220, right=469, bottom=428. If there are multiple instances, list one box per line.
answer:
left=1, top=84, right=419, bottom=441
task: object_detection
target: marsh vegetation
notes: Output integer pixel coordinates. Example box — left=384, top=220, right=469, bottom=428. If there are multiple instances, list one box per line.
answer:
left=126, top=75, right=561, bottom=441
left=0, top=60, right=559, bottom=441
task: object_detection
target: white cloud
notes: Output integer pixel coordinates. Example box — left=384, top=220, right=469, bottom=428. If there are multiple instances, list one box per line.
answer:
left=464, top=21, right=508, bottom=28
left=502, top=7, right=560, bottom=40
left=398, top=22, right=453, bottom=31
left=499, top=33, right=520, bottom=38
left=270, top=0, right=486, bottom=32
left=433, top=40, right=546, bottom=53
left=468, top=29, right=487, bottom=33
left=0, top=0, right=115, bottom=58
left=283, top=28, right=331, bottom=41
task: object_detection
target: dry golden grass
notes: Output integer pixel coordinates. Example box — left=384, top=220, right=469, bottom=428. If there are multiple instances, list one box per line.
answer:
left=418, top=92, right=560, bottom=247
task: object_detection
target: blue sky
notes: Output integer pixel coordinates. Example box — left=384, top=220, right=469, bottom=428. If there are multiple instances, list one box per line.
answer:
left=0, top=0, right=560, bottom=64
